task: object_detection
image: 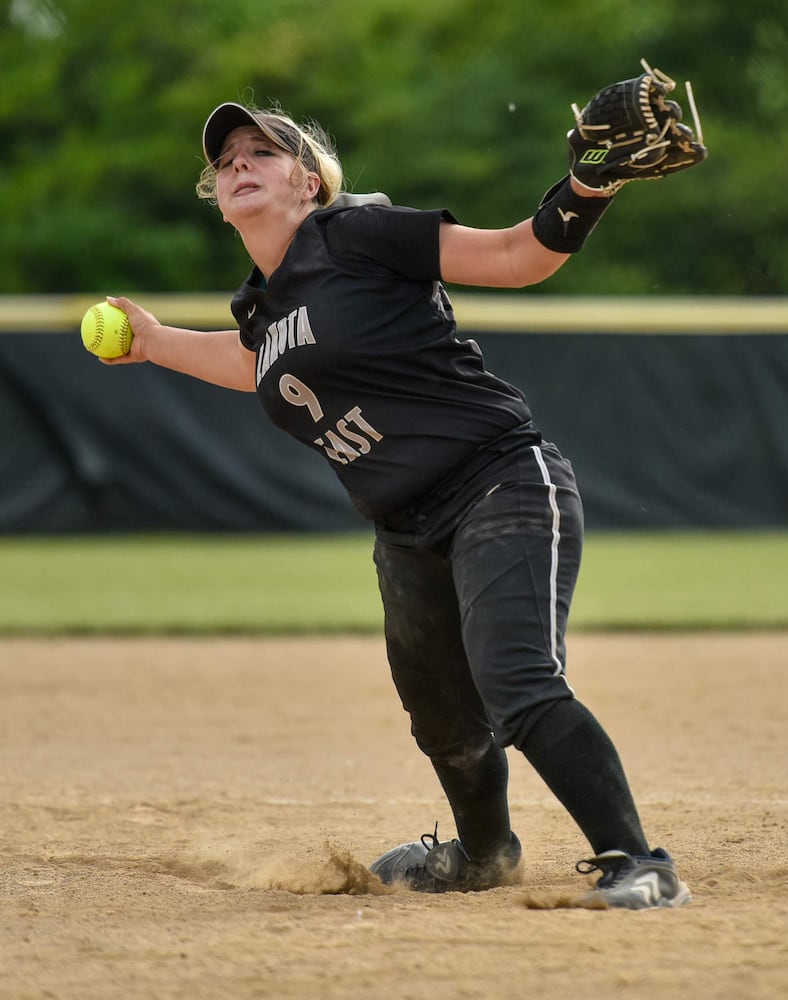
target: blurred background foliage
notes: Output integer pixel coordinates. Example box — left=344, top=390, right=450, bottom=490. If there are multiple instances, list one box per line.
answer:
left=1, top=0, right=785, bottom=295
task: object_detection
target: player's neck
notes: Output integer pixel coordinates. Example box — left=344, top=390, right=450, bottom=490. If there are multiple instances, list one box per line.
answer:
left=238, top=206, right=315, bottom=280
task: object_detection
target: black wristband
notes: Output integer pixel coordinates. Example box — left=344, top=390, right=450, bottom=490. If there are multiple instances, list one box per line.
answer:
left=532, top=175, right=614, bottom=253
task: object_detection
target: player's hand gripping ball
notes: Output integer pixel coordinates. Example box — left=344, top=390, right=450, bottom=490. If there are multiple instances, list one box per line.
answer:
left=80, top=301, right=134, bottom=358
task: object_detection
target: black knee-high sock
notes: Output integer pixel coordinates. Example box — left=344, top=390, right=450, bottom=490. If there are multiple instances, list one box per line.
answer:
left=516, top=699, right=649, bottom=857
left=431, top=741, right=513, bottom=861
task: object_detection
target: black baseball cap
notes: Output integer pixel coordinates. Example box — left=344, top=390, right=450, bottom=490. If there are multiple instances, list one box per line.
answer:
left=202, top=102, right=317, bottom=171
left=202, top=103, right=259, bottom=163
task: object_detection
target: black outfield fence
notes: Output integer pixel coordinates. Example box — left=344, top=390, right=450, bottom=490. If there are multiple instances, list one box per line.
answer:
left=1, top=295, right=785, bottom=533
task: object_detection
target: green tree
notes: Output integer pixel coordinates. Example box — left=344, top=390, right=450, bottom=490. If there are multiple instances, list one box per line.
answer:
left=1, top=0, right=785, bottom=294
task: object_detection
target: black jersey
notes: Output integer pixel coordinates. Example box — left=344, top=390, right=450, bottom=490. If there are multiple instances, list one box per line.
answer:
left=230, top=204, right=539, bottom=520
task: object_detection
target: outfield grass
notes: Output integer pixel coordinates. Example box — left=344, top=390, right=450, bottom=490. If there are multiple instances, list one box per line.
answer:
left=0, top=530, right=785, bottom=636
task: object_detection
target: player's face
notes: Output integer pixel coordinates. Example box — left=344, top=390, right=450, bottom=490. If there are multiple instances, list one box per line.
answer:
left=215, top=127, right=305, bottom=226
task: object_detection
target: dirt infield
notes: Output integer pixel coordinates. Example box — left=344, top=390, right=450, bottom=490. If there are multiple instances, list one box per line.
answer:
left=2, top=634, right=786, bottom=999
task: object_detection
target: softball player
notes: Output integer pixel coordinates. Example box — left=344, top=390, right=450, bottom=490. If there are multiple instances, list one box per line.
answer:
left=104, top=91, right=697, bottom=908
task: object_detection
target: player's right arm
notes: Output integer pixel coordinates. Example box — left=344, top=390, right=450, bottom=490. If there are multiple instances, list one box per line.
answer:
left=100, top=295, right=256, bottom=392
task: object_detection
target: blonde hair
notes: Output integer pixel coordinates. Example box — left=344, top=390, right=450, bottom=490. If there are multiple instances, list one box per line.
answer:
left=196, top=104, right=344, bottom=208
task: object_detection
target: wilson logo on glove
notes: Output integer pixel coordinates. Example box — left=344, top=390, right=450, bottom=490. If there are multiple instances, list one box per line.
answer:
left=578, top=149, right=609, bottom=165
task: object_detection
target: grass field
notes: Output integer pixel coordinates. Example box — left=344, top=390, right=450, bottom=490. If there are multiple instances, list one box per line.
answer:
left=1, top=529, right=786, bottom=635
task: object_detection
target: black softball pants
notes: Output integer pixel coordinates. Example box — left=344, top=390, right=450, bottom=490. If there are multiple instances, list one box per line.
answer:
left=373, top=432, right=649, bottom=860
left=374, top=437, right=581, bottom=759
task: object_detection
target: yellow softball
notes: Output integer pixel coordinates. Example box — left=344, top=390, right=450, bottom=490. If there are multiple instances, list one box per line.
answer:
left=80, top=301, right=133, bottom=358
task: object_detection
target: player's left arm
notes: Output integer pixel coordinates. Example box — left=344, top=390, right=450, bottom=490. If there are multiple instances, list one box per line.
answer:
left=439, top=59, right=706, bottom=290
left=438, top=177, right=607, bottom=288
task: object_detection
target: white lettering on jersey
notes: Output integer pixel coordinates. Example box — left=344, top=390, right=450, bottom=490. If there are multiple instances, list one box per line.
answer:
left=318, top=429, right=362, bottom=464
left=257, top=305, right=316, bottom=383
left=278, top=374, right=383, bottom=466
left=343, top=406, right=383, bottom=443
left=313, top=408, right=384, bottom=466
left=279, top=374, right=324, bottom=423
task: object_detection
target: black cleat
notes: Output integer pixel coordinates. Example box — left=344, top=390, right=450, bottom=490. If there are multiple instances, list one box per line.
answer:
left=369, top=825, right=522, bottom=893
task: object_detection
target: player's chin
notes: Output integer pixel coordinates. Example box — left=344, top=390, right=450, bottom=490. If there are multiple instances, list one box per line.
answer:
left=226, top=193, right=267, bottom=221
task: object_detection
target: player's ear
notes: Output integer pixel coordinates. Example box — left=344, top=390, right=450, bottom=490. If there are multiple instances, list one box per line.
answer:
left=303, top=171, right=321, bottom=202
